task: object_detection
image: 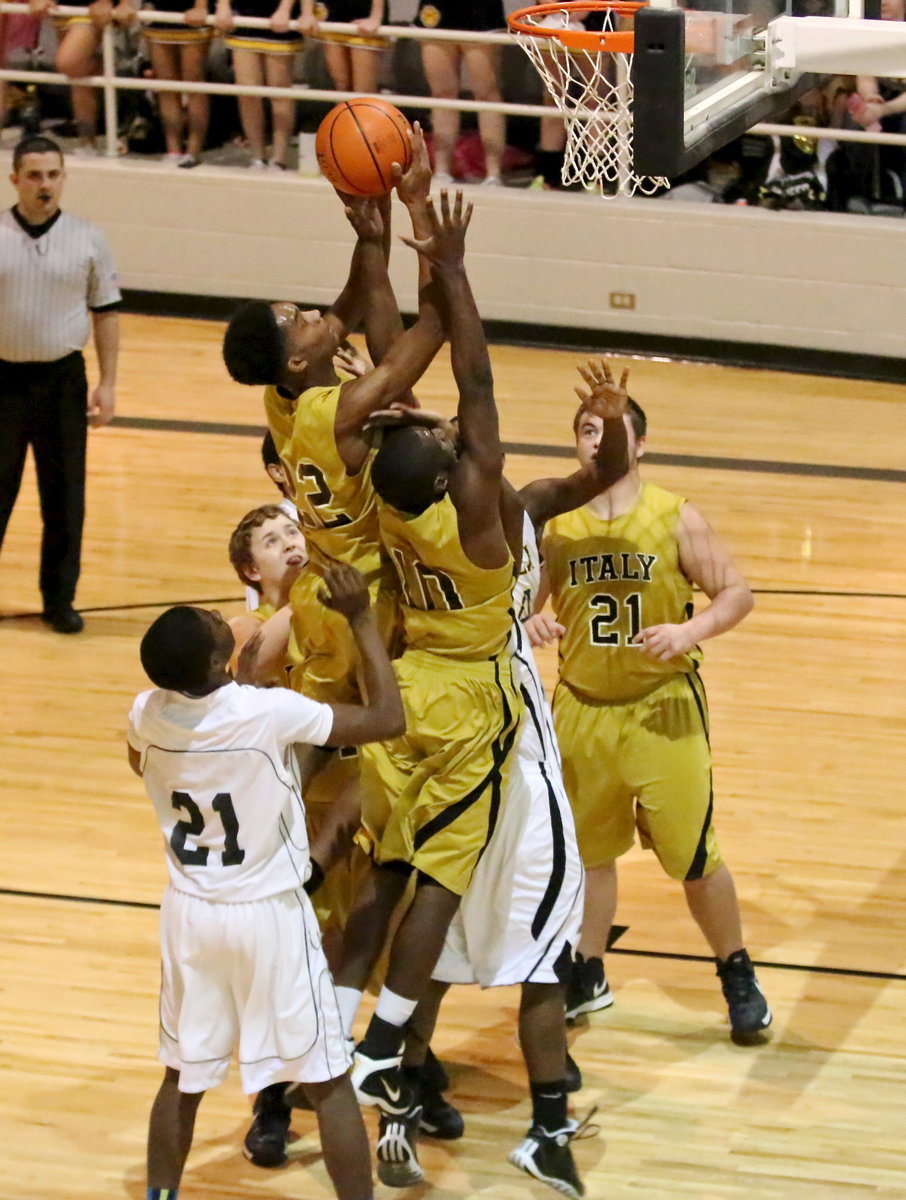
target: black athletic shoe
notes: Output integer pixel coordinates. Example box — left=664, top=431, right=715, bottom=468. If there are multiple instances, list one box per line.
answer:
left=422, top=1045, right=450, bottom=1094
left=377, top=1104, right=424, bottom=1187
left=350, top=1047, right=413, bottom=1115
left=41, top=605, right=83, bottom=634
left=565, top=954, right=614, bottom=1022
left=419, top=1084, right=464, bottom=1139
left=716, top=949, right=773, bottom=1043
left=243, top=1084, right=291, bottom=1168
left=565, top=1051, right=582, bottom=1093
left=508, top=1108, right=598, bottom=1199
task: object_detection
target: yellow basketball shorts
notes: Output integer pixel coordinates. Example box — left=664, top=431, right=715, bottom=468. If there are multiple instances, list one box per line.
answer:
left=359, top=649, right=523, bottom=897
left=303, top=749, right=368, bottom=935
left=288, top=564, right=400, bottom=706
left=553, top=671, right=722, bottom=881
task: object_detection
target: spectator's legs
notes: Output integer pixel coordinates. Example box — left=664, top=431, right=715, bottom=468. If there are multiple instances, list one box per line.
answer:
left=231, top=47, right=267, bottom=163
left=420, top=40, right=462, bottom=177
left=463, top=42, right=504, bottom=180
left=148, top=41, right=185, bottom=156
left=0, top=13, right=7, bottom=130
left=535, top=64, right=566, bottom=187
left=264, top=51, right=295, bottom=168
left=350, top=45, right=381, bottom=95
left=323, top=42, right=353, bottom=92
left=56, top=24, right=101, bottom=147
left=180, top=40, right=211, bottom=160
left=147, top=1067, right=205, bottom=1192
left=299, top=1074, right=374, bottom=1200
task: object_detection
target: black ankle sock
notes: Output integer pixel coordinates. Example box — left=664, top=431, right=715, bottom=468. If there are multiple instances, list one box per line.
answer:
left=536, top=148, right=565, bottom=186
left=360, top=1014, right=404, bottom=1060
left=530, top=1079, right=568, bottom=1133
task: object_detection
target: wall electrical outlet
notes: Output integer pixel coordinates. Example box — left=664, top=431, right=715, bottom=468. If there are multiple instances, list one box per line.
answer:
left=610, top=292, right=636, bottom=310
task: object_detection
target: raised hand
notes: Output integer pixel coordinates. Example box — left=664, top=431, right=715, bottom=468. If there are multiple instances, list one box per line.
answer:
left=574, top=359, right=629, bottom=420
left=334, top=341, right=371, bottom=378
left=343, top=195, right=384, bottom=240
left=319, top=563, right=370, bottom=623
left=401, top=189, right=472, bottom=268
left=393, top=122, right=432, bottom=207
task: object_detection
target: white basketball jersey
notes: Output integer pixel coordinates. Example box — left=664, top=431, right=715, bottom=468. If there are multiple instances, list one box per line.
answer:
left=511, top=513, right=560, bottom=770
left=128, top=681, right=333, bottom=902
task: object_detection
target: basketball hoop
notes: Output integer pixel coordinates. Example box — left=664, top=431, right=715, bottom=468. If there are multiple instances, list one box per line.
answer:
left=507, top=1, right=668, bottom=196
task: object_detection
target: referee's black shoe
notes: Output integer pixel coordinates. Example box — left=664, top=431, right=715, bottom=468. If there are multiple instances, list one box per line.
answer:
left=243, top=1083, right=291, bottom=1167
left=41, top=604, right=84, bottom=634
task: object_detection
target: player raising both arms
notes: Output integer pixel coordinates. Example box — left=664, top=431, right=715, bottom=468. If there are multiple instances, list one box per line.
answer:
left=322, top=192, right=524, bottom=1175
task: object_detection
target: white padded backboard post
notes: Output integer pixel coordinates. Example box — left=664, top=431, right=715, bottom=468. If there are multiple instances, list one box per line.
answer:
left=766, top=15, right=906, bottom=80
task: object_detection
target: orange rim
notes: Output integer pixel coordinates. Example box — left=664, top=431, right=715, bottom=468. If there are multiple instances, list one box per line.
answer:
left=507, top=1, right=646, bottom=54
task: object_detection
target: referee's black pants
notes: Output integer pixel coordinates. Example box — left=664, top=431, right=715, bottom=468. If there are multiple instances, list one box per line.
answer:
left=0, top=352, right=88, bottom=611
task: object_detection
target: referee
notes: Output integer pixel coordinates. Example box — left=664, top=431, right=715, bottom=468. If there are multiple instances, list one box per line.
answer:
left=0, top=135, right=121, bottom=633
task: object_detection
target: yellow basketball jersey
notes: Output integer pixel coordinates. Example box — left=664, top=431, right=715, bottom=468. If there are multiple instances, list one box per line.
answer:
left=246, top=602, right=302, bottom=683
left=379, top=494, right=515, bottom=660
left=264, top=381, right=382, bottom=579
left=544, top=482, right=703, bottom=702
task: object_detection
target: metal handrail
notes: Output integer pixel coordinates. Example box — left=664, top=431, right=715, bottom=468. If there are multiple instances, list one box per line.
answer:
left=1, top=3, right=903, bottom=165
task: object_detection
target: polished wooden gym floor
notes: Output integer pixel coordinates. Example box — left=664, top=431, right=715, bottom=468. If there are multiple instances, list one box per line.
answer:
left=1, top=313, right=904, bottom=1199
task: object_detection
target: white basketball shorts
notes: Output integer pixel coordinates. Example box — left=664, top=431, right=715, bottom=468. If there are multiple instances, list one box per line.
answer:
left=158, top=885, right=351, bottom=1093
left=433, top=757, right=585, bottom=988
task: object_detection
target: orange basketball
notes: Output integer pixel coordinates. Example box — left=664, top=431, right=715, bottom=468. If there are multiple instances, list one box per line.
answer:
left=315, top=97, right=413, bottom=197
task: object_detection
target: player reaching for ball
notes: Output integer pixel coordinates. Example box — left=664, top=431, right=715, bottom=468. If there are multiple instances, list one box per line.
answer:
left=222, top=128, right=447, bottom=1165
left=222, top=122, right=439, bottom=714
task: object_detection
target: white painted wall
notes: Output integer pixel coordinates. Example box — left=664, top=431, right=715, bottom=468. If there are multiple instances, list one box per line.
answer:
left=15, top=154, right=905, bottom=359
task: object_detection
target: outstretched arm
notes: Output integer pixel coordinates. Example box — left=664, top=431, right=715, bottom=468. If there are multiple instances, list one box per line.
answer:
left=520, top=359, right=630, bottom=532
left=403, top=191, right=510, bottom=568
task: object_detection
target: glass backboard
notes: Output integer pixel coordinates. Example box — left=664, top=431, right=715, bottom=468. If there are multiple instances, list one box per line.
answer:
left=632, top=0, right=876, bottom=177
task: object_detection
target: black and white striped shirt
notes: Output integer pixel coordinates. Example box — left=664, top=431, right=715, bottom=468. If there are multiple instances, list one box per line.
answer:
left=0, top=208, right=121, bottom=363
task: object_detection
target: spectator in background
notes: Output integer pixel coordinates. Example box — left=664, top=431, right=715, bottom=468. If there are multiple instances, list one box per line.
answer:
left=0, top=11, right=7, bottom=131
left=215, top=0, right=303, bottom=169
left=414, top=2, right=505, bottom=185
left=142, top=0, right=214, bottom=167
left=303, top=0, right=388, bottom=95
left=30, top=0, right=135, bottom=153
left=831, top=0, right=906, bottom=211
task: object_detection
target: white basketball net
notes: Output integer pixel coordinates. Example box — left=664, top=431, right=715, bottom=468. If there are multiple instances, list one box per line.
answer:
left=511, top=7, right=668, bottom=196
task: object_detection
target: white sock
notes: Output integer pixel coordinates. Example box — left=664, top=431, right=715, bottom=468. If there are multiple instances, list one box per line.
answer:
left=374, top=986, right=418, bottom=1029
left=336, top=986, right=364, bottom=1038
